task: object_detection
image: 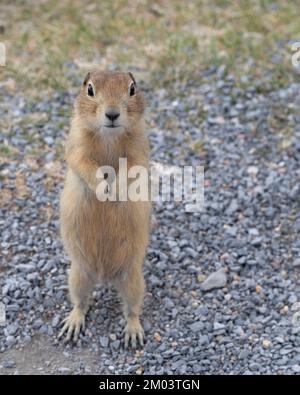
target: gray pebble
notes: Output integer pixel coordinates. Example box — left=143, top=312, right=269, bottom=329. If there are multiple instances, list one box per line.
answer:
left=201, top=269, right=227, bottom=291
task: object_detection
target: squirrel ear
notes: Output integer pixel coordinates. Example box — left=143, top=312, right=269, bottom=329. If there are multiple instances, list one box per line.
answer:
left=83, top=72, right=91, bottom=86
left=129, top=72, right=136, bottom=85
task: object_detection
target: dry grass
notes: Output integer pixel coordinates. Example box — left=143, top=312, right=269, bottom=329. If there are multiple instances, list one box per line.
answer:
left=0, top=0, right=299, bottom=97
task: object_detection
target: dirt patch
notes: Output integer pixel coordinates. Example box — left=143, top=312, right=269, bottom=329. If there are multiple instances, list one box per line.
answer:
left=0, top=335, right=99, bottom=375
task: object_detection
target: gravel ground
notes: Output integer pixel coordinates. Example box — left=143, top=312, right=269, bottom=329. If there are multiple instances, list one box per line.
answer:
left=0, top=68, right=300, bottom=374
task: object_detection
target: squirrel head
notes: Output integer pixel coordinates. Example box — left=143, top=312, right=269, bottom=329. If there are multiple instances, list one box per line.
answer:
left=75, top=70, right=145, bottom=135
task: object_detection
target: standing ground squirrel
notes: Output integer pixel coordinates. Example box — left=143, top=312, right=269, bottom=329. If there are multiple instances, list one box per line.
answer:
left=59, top=70, right=151, bottom=348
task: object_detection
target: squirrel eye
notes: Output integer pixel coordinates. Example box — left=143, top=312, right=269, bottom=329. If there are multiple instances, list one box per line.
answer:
left=87, top=83, right=94, bottom=97
left=129, top=83, right=136, bottom=96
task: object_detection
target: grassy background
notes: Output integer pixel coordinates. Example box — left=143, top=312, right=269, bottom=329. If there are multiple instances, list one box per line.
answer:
left=0, top=0, right=300, bottom=97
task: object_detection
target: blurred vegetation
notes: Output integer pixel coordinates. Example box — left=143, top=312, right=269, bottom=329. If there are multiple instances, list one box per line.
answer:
left=0, top=0, right=299, bottom=96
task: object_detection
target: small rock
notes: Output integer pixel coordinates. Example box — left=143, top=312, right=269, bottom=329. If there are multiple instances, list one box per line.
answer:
left=189, top=321, right=204, bottom=333
left=198, top=335, right=209, bottom=345
left=248, top=228, right=259, bottom=236
left=41, top=262, right=53, bottom=274
left=292, top=365, right=300, bottom=373
left=213, top=322, right=225, bottom=331
left=57, top=367, right=71, bottom=374
left=51, top=315, right=60, bottom=328
left=249, top=362, right=260, bottom=372
left=111, top=340, right=120, bottom=350
left=154, top=332, right=161, bottom=342
left=292, top=259, right=300, bottom=267
left=255, top=285, right=262, bottom=293
left=247, top=166, right=259, bottom=177
left=251, top=237, right=262, bottom=247
left=200, top=269, right=227, bottom=291
left=262, top=339, right=271, bottom=349
left=109, top=333, right=117, bottom=341
left=100, top=336, right=109, bottom=348
left=6, top=336, right=16, bottom=346
left=3, top=360, right=15, bottom=369
left=226, top=199, right=238, bottom=215
left=238, top=349, right=250, bottom=360
left=280, top=306, right=289, bottom=315
left=44, top=136, right=54, bottom=145
left=197, top=274, right=206, bottom=283
left=17, top=264, right=36, bottom=273
left=208, top=116, right=225, bottom=125
left=33, top=319, right=44, bottom=329
left=136, top=367, right=144, bottom=375
left=5, top=322, right=19, bottom=336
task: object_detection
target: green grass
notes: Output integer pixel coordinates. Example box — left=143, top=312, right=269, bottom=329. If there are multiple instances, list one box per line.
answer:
left=0, top=0, right=300, bottom=97
left=0, top=143, right=13, bottom=156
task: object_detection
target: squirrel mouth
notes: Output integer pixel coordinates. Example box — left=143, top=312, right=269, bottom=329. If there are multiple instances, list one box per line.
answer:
left=105, top=124, right=120, bottom=129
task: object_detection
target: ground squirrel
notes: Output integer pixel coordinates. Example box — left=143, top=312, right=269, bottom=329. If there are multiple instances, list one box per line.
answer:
left=59, top=70, right=151, bottom=348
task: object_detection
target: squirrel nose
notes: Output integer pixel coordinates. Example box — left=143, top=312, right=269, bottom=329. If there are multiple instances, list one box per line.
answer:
left=105, top=108, right=120, bottom=122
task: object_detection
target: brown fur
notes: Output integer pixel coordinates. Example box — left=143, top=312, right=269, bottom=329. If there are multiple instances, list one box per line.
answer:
left=59, top=70, right=150, bottom=348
